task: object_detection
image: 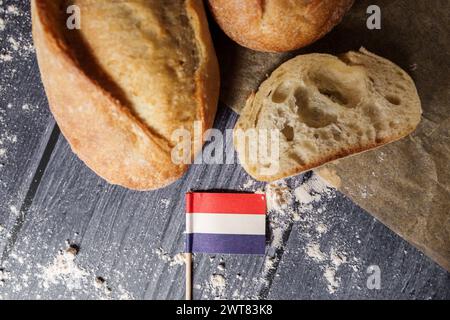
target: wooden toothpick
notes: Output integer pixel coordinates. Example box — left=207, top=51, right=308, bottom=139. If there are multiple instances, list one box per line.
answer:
left=185, top=252, right=192, bottom=300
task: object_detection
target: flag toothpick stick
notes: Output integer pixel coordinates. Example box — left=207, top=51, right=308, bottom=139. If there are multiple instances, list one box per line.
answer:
left=185, top=252, right=192, bottom=300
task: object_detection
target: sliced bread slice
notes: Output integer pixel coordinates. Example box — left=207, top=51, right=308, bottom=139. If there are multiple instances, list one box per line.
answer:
left=234, top=48, right=422, bottom=181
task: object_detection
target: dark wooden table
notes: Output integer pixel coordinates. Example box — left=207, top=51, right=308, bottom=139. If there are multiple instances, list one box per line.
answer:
left=0, top=0, right=448, bottom=300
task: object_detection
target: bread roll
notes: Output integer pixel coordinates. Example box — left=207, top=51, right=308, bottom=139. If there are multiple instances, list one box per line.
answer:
left=32, top=0, right=220, bottom=190
left=208, top=0, right=354, bottom=52
left=234, top=48, right=422, bottom=181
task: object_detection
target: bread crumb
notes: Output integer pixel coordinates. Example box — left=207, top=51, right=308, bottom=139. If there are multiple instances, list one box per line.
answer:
left=209, top=274, right=226, bottom=298
left=315, top=167, right=342, bottom=189
left=94, top=277, right=112, bottom=295
left=0, top=17, right=5, bottom=31
left=217, top=262, right=226, bottom=271
left=66, top=244, right=79, bottom=256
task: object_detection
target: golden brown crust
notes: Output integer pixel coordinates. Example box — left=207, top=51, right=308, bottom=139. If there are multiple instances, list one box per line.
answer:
left=32, top=0, right=219, bottom=190
left=252, top=133, right=413, bottom=182
left=186, top=0, right=221, bottom=142
left=208, top=0, right=354, bottom=52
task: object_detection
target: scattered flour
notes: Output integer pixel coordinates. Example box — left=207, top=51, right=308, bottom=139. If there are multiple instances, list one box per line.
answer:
left=116, top=284, right=134, bottom=300
left=0, top=268, right=10, bottom=286
left=22, top=242, right=135, bottom=299
left=9, top=205, right=20, bottom=216
left=294, top=174, right=332, bottom=211
left=160, top=198, right=171, bottom=207
left=41, top=245, right=88, bottom=291
left=0, top=131, right=18, bottom=163
left=302, top=212, right=361, bottom=294
left=260, top=173, right=362, bottom=295
left=209, top=274, right=226, bottom=298
left=0, top=53, right=12, bottom=62
left=7, top=37, right=19, bottom=51
left=295, top=187, right=320, bottom=207
left=154, top=248, right=186, bottom=267
left=330, top=249, right=348, bottom=267
left=249, top=174, right=338, bottom=298
left=265, top=181, right=293, bottom=214
left=321, top=250, right=350, bottom=294
left=306, top=243, right=326, bottom=263
left=316, top=223, right=328, bottom=235
left=0, top=4, right=35, bottom=66
left=241, top=179, right=256, bottom=189
left=324, top=267, right=340, bottom=294
left=245, top=180, right=297, bottom=297
left=6, top=5, right=19, bottom=15
left=263, top=256, right=276, bottom=274
left=271, top=227, right=284, bottom=250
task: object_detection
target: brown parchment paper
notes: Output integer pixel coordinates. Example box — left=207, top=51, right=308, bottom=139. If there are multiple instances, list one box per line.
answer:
left=212, top=0, right=450, bottom=270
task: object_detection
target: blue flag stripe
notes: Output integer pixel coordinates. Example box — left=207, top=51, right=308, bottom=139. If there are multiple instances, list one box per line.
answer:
left=186, top=233, right=266, bottom=255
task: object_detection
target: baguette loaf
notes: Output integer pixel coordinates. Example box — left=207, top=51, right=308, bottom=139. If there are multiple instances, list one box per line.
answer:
left=32, top=0, right=220, bottom=190
left=208, top=0, right=354, bottom=52
left=234, top=49, right=422, bottom=181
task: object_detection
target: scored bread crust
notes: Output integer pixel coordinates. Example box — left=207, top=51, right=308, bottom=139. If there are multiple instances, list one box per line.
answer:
left=234, top=49, right=422, bottom=182
left=208, top=0, right=354, bottom=52
left=32, top=0, right=220, bottom=191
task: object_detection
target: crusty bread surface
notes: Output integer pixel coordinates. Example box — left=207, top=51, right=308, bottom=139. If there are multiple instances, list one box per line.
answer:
left=32, top=0, right=220, bottom=190
left=208, top=0, right=354, bottom=52
left=234, top=49, right=422, bottom=181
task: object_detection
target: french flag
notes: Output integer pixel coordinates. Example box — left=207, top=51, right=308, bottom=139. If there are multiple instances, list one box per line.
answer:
left=186, top=193, right=267, bottom=255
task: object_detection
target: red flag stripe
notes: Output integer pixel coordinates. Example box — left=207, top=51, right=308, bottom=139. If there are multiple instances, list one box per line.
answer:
left=186, top=193, right=266, bottom=215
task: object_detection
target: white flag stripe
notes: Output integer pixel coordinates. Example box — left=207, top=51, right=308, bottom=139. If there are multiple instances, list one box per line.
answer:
left=186, top=213, right=266, bottom=235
